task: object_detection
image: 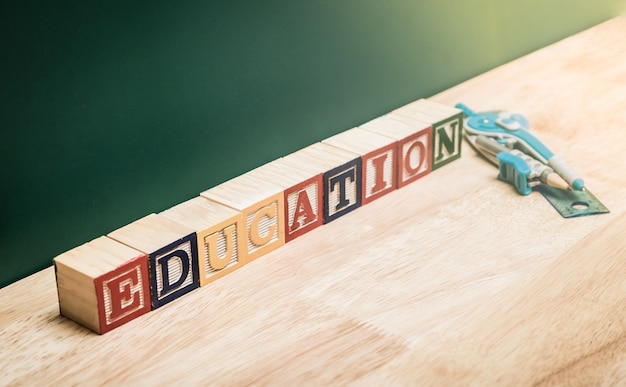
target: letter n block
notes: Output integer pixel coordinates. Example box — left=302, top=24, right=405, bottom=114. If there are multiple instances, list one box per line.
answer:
left=201, top=173, right=285, bottom=261
left=245, top=158, right=323, bottom=242
left=287, top=142, right=361, bottom=224
left=53, top=236, right=151, bottom=334
left=360, top=115, right=432, bottom=188
left=322, top=127, right=397, bottom=204
left=161, top=196, right=247, bottom=286
left=108, top=213, right=200, bottom=309
left=394, top=98, right=463, bottom=171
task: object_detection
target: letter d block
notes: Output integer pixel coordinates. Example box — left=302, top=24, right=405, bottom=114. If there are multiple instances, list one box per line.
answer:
left=54, top=236, right=151, bottom=334
left=323, top=127, right=397, bottom=205
left=108, top=214, right=200, bottom=309
left=394, top=98, right=463, bottom=171
left=360, top=115, right=432, bottom=188
left=201, top=173, right=285, bottom=261
left=161, top=196, right=247, bottom=286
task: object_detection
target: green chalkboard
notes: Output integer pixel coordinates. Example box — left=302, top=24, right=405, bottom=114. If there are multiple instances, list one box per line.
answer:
left=1, top=0, right=622, bottom=288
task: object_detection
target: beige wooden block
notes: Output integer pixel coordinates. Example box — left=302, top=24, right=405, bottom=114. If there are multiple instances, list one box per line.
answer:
left=360, top=115, right=432, bottom=187
left=54, top=236, right=150, bottom=334
left=161, top=197, right=246, bottom=286
left=323, top=127, right=398, bottom=204
left=201, top=172, right=285, bottom=262
left=108, top=213, right=199, bottom=309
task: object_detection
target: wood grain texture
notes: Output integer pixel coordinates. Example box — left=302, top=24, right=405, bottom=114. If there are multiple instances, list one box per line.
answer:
left=3, top=17, right=626, bottom=385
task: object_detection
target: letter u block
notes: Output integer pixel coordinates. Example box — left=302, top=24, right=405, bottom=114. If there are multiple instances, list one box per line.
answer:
left=161, top=196, right=247, bottom=286
left=245, top=158, right=323, bottom=243
left=287, top=142, right=361, bottom=224
left=322, top=127, right=397, bottom=205
left=360, top=115, right=432, bottom=188
left=108, top=213, right=200, bottom=309
left=394, top=98, right=463, bottom=171
left=53, top=236, right=151, bottom=334
left=201, top=173, right=285, bottom=262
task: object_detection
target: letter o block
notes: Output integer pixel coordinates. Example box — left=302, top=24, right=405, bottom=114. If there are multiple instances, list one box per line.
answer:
left=394, top=98, right=463, bottom=171
left=360, top=115, right=432, bottom=188
left=108, top=214, right=200, bottom=309
left=54, top=236, right=151, bottom=334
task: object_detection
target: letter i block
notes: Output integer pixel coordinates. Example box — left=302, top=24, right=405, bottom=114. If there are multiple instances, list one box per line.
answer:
left=201, top=173, right=285, bottom=262
left=53, top=236, right=151, bottom=334
left=245, top=158, right=324, bottom=242
left=360, top=115, right=432, bottom=188
left=161, top=197, right=247, bottom=286
left=287, top=142, right=361, bottom=224
left=394, top=98, right=463, bottom=171
left=108, top=214, right=200, bottom=309
left=322, top=127, right=397, bottom=205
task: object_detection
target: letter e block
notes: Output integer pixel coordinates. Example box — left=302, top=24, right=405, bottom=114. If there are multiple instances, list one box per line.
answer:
left=201, top=173, right=285, bottom=261
left=394, top=99, right=463, bottom=171
left=54, top=236, right=151, bottom=334
left=323, top=127, right=397, bottom=205
left=361, top=115, right=432, bottom=188
left=161, top=197, right=247, bottom=286
left=108, top=214, right=200, bottom=309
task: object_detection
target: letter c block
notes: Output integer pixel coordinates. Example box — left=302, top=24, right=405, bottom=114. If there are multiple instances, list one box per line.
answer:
left=201, top=174, right=285, bottom=262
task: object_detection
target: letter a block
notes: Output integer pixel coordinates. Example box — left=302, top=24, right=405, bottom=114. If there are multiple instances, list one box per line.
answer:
left=394, top=98, right=463, bottom=171
left=323, top=127, right=397, bottom=205
left=161, top=197, right=247, bottom=286
left=360, top=115, right=432, bottom=188
left=245, top=158, right=324, bottom=243
left=201, top=173, right=285, bottom=262
left=108, top=214, right=200, bottom=309
left=288, top=142, right=361, bottom=224
left=54, top=236, right=151, bottom=334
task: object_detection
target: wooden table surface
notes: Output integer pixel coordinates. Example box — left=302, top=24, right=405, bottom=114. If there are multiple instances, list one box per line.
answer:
left=3, top=17, right=626, bottom=386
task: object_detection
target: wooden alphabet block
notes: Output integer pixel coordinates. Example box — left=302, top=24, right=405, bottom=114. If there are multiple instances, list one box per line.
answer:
left=201, top=173, right=285, bottom=262
left=394, top=98, right=463, bottom=171
left=54, top=236, right=151, bottom=334
left=360, top=115, right=432, bottom=188
left=244, top=158, right=324, bottom=242
left=287, top=142, right=361, bottom=224
left=161, top=197, right=246, bottom=287
left=322, top=127, right=397, bottom=205
left=108, top=213, right=200, bottom=309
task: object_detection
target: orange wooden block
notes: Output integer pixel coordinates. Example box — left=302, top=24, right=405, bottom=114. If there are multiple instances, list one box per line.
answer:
left=360, top=114, right=432, bottom=188
left=322, top=127, right=398, bottom=205
left=108, top=213, right=200, bottom=309
left=53, top=236, right=151, bottom=334
left=161, top=196, right=247, bottom=286
left=201, top=172, right=285, bottom=262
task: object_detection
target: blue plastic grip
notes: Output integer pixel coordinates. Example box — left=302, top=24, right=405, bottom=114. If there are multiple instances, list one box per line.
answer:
left=497, top=152, right=532, bottom=195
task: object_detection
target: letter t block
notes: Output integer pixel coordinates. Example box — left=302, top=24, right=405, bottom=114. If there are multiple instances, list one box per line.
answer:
left=323, top=127, right=397, bottom=205
left=54, top=236, right=151, bottom=334
left=108, top=213, right=200, bottom=309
